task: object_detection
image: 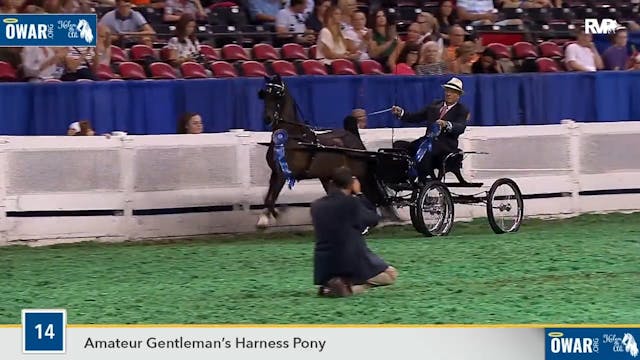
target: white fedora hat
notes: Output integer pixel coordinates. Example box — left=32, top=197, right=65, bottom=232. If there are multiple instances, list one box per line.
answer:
left=442, top=77, right=464, bottom=94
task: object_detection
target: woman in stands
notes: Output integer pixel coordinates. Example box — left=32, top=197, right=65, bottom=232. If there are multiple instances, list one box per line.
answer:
left=305, top=0, right=330, bottom=33
left=95, top=25, right=112, bottom=67
left=367, top=9, right=398, bottom=71
left=167, top=14, right=202, bottom=68
left=392, top=42, right=419, bottom=75
left=472, top=47, right=503, bottom=74
left=435, top=0, right=457, bottom=39
left=449, top=41, right=475, bottom=74
left=386, top=22, right=421, bottom=71
left=177, top=112, right=204, bottom=135
left=415, top=41, right=449, bottom=75
left=316, top=5, right=360, bottom=64
left=21, top=47, right=67, bottom=82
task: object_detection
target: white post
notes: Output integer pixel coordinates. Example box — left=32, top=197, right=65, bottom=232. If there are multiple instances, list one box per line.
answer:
left=0, top=137, right=7, bottom=245
left=562, top=119, right=582, bottom=215
left=235, top=131, right=253, bottom=212
left=119, top=136, right=136, bottom=240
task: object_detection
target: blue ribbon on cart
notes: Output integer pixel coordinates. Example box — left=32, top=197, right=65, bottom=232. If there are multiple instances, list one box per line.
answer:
left=272, top=129, right=296, bottom=189
left=410, top=123, right=442, bottom=178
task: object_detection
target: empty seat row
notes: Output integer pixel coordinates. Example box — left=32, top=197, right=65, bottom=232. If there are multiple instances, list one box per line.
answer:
left=487, top=41, right=570, bottom=61
left=110, top=43, right=319, bottom=65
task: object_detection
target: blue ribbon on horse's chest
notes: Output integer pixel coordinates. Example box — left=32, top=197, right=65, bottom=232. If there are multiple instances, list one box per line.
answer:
left=272, top=129, right=296, bottom=189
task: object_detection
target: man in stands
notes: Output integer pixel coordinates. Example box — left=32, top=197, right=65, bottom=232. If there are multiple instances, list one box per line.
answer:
left=163, top=0, right=206, bottom=23
left=391, top=77, right=470, bottom=182
left=99, top=0, right=156, bottom=47
left=311, top=166, right=398, bottom=297
left=602, top=26, right=631, bottom=71
left=456, top=0, right=522, bottom=26
left=248, top=0, right=282, bottom=25
left=275, top=0, right=316, bottom=46
left=564, top=26, right=604, bottom=72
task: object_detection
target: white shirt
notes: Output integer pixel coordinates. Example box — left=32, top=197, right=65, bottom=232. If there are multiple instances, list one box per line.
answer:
left=21, top=47, right=64, bottom=80
left=456, top=0, right=495, bottom=13
left=276, top=7, right=307, bottom=34
left=564, top=43, right=597, bottom=72
left=316, top=27, right=347, bottom=64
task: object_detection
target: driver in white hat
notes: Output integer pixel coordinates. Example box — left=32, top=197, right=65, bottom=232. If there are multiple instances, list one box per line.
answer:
left=391, top=77, right=470, bottom=181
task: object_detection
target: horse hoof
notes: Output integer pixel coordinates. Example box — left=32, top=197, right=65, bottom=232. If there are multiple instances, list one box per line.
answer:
left=257, top=214, right=270, bottom=228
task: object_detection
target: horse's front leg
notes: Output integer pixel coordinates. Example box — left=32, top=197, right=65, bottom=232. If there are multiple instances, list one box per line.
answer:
left=257, top=170, right=286, bottom=228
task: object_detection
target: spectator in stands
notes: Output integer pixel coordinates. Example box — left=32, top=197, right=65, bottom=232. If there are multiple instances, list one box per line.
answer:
left=602, top=27, right=630, bottom=71
left=167, top=14, right=202, bottom=67
left=163, top=0, right=206, bottom=23
left=177, top=112, right=203, bottom=134
left=456, top=0, right=522, bottom=26
left=0, top=0, right=22, bottom=13
left=61, top=46, right=97, bottom=81
left=60, top=0, right=92, bottom=13
left=99, top=0, right=156, bottom=47
left=443, top=25, right=466, bottom=63
left=21, top=47, right=66, bottom=82
left=248, top=0, right=282, bottom=25
left=285, top=0, right=313, bottom=18
left=337, top=0, right=363, bottom=58
left=564, top=27, right=603, bottom=72
left=316, top=5, right=360, bottom=64
left=276, top=0, right=316, bottom=46
left=392, top=42, right=419, bottom=75
left=387, top=22, right=421, bottom=71
left=415, top=41, right=448, bottom=75
left=416, top=12, right=440, bottom=44
left=305, top=0, right=330, bottom=33
left=95, top=24, right=112, bottom=67
left=472, top=47, right=503, bottom=74
left=449, top=41, right=475, bottom=74
left=629, top=53, right=640, bottom=71
left=350, top=11, right=371, bottom=60
left=436, top=0, right=457, bottom=39
left=367, top=9, right=398, bottom=70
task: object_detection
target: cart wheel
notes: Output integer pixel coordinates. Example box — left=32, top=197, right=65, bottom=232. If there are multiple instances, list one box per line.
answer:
left=413, top=181, right=455, bottom=237
left=409, top=190, right=425, bottom=235
left=486, top=178, right=524, bottom=234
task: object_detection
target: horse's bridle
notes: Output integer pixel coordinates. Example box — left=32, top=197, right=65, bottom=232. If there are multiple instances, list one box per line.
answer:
left=263, top=83, right=312, bottom=132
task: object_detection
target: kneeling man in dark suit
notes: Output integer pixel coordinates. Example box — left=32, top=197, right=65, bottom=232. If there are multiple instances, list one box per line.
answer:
left=311, top=167, right=398, bottom=297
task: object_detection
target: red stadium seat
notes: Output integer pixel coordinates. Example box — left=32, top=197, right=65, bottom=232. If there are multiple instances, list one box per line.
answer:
left=330, top=59, right=358, bottom=75
left=308, top=45, right=317, bottom=59
left=359, top=59, right=384, bottom=74
left=198, top=44, right=219, bottom=61
left=95, top=63, right=118, bottom=80
left=241, top=61, right=268, bottom=77
left=271, top=60, right=298, bottom=76
left=150, top=62, right=177, bottom=79
left=252, top=43, right=279, bottom=61
left=536, top=57, right=560, bottom=72
left=301, top=59, right=328, bottom=75
left=221, top=44, right=249, bottom=61
left=129, top=44, right=155, bottom=61
left=159, top=47, right=174, bottom=62
left=281, top=43, right=307, bottom=60
left=110, top=45, right=127, bottom=63
left=181, top=61, right=208, bottom=78
left=486, top=43, right=512, bottom=59
left=210, top=61, right=238, bottom=77
left=118, top=62, right=147, bottom=79
left=0, top=61, right=18, bottom=81
left=539, top=41, right=563, bottom=58
left=512, top=42, right=538, bottom=59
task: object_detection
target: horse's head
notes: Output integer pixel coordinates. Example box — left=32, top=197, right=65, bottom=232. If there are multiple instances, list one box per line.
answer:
left=77, top=19, right=94, bottom=44
left=258, top=74, right=287, bottom=128
left=623, top=333, right=639, bottom=357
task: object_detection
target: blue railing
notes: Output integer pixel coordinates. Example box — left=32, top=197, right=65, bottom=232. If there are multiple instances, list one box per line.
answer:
left=1, top=71, right=639, bottom=136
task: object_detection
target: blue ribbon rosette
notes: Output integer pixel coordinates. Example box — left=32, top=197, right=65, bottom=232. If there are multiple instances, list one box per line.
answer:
left=272, top=129, right=296, bottom=189
left=409, top=123, right=442, bottom=179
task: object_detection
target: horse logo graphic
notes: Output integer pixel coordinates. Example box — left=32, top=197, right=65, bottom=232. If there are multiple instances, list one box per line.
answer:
left=622, top=333, right=639, bottom=358
left=76, top=19, right=93, bottom=44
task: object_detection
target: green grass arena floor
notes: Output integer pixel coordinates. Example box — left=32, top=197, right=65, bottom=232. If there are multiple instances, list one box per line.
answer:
left=2, top=213, right=639, bottom=325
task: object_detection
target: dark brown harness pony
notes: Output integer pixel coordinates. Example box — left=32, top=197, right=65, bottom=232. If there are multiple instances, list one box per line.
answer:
left=256, top=75, right=388, bottom=227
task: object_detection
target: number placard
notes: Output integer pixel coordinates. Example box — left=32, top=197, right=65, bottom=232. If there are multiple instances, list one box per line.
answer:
left=22, top=309, right=66, bottom=353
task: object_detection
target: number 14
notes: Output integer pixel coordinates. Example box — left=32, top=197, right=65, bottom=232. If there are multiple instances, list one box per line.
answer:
left=35, top=324, right=55, bottom=340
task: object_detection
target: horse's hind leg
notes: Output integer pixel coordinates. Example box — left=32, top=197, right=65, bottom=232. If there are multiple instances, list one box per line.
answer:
left=257, top=171, right=286, bottom=228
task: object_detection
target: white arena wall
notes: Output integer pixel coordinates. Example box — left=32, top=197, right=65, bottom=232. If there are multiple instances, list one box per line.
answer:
left=0, top=120, right=639, bottom=246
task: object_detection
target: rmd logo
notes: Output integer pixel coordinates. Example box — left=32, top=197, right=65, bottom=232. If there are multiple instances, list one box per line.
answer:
left=584, top=18, right=620, bottom=34
left=548, top=332, right=598, bottom=354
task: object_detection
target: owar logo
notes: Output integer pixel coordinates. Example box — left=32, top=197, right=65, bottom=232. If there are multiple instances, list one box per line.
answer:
left=548, top=331, right=599, bottom=355
left=584, top=18, right=621, bottom=34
